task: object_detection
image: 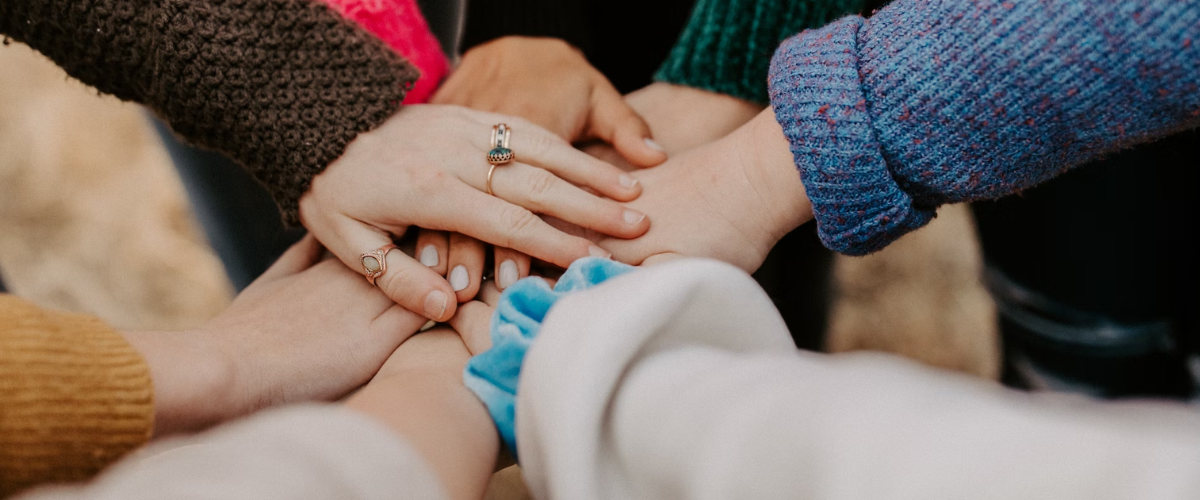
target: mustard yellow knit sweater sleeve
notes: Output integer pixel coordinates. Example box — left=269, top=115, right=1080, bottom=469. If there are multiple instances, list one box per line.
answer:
left=0, top=295, right=153, bottom=498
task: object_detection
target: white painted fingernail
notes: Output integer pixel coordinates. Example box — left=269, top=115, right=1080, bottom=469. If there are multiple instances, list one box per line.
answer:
left=498, top=260, right=519, bottom=289
left=419, top=245, right=439, bottom=267
left=424, top=291, right=448, bottom=320
left=588, top=245, right=611, bottom=259
left=419, top=320, right=437, bottom=332
left=450, top=265, right=469, bottom=291
left=619, top=174, right=639, bottom=189
left=623, top=209, right=646, bottom=225
left=644, top=138, right=665, bottom=152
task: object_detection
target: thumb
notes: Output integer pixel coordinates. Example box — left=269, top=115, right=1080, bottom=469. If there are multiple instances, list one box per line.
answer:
left=257, top=233, right=323, bottom=282
left=587, top=85, right=668, bottom=168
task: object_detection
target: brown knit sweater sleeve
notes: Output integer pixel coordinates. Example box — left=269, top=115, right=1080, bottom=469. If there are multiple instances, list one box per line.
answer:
left=0, top=0, right=421, bottom=224
left=0, top=295, right=154, bottom=498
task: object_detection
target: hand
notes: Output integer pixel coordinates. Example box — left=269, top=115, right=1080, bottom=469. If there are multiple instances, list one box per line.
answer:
left=346, top=285, right=500, bottom=500
left=583, top=82, right=765, bottom=171
left=123, top=235, right=428, bottom=436
left=433, top=36, right=667, bottom=168
left=299, top=105, right=650, bottom=322
left=414, top=229, right=533, bottom=302
left=624, top=82, right=765, bottom=154
left=596, top=109, right=813, bottom=272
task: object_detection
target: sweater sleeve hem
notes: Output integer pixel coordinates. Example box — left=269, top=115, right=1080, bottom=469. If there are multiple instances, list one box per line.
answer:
left=767, top=16, right=933, bottom=255
left=0, top=296, right=154, bottom=497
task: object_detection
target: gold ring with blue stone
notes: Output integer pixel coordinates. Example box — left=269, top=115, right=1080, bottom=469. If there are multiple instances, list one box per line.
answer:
left=488, top=123, right=514, bottom=165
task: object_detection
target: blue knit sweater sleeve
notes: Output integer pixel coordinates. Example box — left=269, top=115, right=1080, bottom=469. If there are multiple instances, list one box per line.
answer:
left=768, top=0, right=1200, bottom=255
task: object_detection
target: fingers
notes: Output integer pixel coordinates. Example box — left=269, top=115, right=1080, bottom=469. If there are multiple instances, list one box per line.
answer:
left=447, top=233, right=486, bottom=302
left=370, top=304, right=429, bottom=347
left=256, top=233, right=323, bottom=283
left=588, top=84, right=668, bottom=168
left=324, top=216, right=458, bottom=322
left=449, top=300, right=495, bottom=356
left=430, top=182, right=610, bottom=269
left=493, top=247, right=531, bottom=291
left=415, top=229, right=449, bottom=275
left=499, top=121, right=642, bottom=202
left=488, top=162, right=649, bottom=239
left=478, top=279, right=503, bottom=306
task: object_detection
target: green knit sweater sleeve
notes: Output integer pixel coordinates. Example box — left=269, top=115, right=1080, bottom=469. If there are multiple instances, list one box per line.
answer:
left=655, top=0, right=864, bottom=104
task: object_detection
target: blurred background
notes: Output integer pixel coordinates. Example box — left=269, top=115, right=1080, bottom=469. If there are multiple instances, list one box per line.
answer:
left=0, top=39, right=1000, bottom=380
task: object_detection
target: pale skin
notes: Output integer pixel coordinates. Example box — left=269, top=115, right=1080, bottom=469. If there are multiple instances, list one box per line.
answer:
left=122, top=235, right=428, bottom=436
left=582, top=109, right=813, bottom=271
left=345, top=286, right=502, bottom=500
left=421, top=36, right=667, bottom=299
left=299, top=105, right=649, bottom=323
left=423, top=35, right=765, bottom=298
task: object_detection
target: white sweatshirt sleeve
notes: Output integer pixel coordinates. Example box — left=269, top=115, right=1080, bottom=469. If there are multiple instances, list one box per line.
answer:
left=516, top=259, right=1200, bottom=500
left=18, top=405, right=446, bottom=500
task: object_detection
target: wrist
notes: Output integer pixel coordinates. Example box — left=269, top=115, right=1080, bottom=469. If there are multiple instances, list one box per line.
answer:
left=732, top=109, right=813, bottom=245
left=122, top=330, right=239, bottom=436
left=347, top=363, right=498, bottom=500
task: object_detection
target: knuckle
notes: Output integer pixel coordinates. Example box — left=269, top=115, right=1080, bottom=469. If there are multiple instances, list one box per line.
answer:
left=525, top=169, right=558, bottom=202
left=525, top=132, right=556, bottom=159
left=500, top=206, right=540, bottom=238
left=381, top=274, right=409, bottom=304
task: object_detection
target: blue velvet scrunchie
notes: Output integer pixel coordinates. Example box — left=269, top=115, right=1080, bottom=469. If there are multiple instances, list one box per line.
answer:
left=463, top=257, right=634, bottom=460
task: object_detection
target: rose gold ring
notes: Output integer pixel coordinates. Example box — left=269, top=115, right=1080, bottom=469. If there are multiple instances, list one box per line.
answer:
left=360, top=243, right=398, bottom=286
left=486, top=164, right=499, bottom=196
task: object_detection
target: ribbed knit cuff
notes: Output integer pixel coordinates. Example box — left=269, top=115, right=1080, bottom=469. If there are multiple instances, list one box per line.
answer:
left=460, top=0, right=592, bottom=53
left=767, top=17, right=933, bottom=255
left=0, top=296, right=154, bottom=497
left=656, top=0, right=864, bottom=104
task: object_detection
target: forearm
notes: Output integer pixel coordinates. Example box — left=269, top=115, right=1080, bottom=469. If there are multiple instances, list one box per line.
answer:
left=346, top=360, right=498, bottom=500
left=121, top=330, right=238, bottom=437
left=0, top=0, right=418, bottom=224
left=656, top=0, right=864, bottom=104
left=516, top=261, right=1200, bottom=499
left=609, top=349, right=1200, bottom=498
left=0, top=296, right=153, bottom=497
left=768, top=0, right=1200, bottom=254
left=18, top=405, right=448, bottom=500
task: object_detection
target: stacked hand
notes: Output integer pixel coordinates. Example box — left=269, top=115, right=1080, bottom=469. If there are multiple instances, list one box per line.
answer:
left=299, top=105, right=649, bottom=321
left=596, top=110, right=812, bottom=271
left=297, top=38, right=811, bottom=357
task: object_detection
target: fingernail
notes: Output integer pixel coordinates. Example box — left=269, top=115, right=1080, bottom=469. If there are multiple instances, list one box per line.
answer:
left=419, top=245, right=438, bottom=267
left=419, top=320, right=437, bottom=332
left=623, top=209, right=646, bottom=225
left=588, top=245, right=611, bottom=259
left=498, top=259, right=519, bottom=289
left=424, top=290, right=448, bottom=319
left=619, top=174, right=639, bottom=189
left=450, top=265, right=469, bottom=291
left=644, top=138, right=665, bottom=152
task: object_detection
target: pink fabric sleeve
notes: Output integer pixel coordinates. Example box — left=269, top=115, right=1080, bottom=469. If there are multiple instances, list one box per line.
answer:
left=320, top=0, right=451, bottom=104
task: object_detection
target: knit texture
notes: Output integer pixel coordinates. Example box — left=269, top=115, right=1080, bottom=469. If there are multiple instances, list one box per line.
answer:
left=320, top=0, right=450, bottom=104
left=0, top=0, right=420, bottom=225
left=0, top=295, right=153, bottom=498
left=769, top=0, right=1200, bottom=255
left=461, top=0, right=592, bottom=53
left=656, top=0, right=864, bottom=104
